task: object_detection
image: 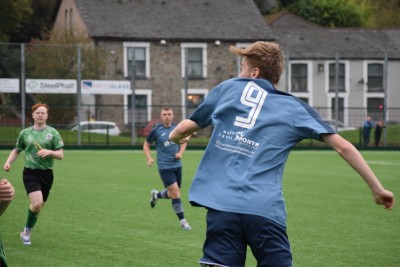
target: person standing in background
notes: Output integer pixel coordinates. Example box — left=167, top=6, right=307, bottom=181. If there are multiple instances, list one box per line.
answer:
left=374, top=120, right=385, bottom=147
left=3, top=102, right=64, bottom=246
left=143, top=107, right=191, bottom=230
left=362, top=116, right=373, bottom=147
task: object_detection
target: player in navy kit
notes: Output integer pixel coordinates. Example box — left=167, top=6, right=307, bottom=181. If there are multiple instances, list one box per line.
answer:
left=143, top=107, right=191, bottom=230
left=169, top=41, right=395, bottom=267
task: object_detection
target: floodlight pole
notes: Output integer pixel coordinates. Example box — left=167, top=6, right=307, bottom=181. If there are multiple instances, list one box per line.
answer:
left=20, top=44, right=26, bottom=128
left=285, top=50, right=290, bottom=93
left=130, top=54, right=136, bottom=145
left=77, top=45, right=82, bottom=146
left=334, top=52, right=339, bottom=132
left=383, top=51, right=388, bottom=147
left=184, top=48, right=189, bottom=119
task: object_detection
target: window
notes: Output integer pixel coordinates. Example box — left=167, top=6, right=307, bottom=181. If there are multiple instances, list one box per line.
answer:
left=367, top=63, right=383, bottom=92
left=69, top=8, right=73, bottom=35
left=181, top=43, right=207, bottom=79
left=331, top=97, right=344, bottom=123
left=291, top=63, right=308, bottom=92
left=123, top=42, right=150, bottom=78
left=235, top=43, right=252, bottom=75
left=64, top=9, right=68, bottom=34
left=124, top=89, right=152, bottom=126
left=329, top=63, right=345, bottom=92
left=181, top=88, right=208, bottom=118
left=298, top=97, right=308, bottom=104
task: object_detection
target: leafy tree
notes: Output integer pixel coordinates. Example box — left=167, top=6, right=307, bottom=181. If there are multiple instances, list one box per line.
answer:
left=0, top=0, right=33, bottom=42
left=286, top=0, right=364, bottom=27
left=13, top=34, right=107, bottom=126
left=362, top=0, right=400, bottom=27
left=10, top=0, right=57, bottom=42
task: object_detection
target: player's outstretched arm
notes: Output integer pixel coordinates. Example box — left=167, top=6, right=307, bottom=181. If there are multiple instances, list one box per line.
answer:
left=3, top=149, right=20, bottom=172
left=322, top=133, right=395, bottom=210
left=169, top=119, right=200, bottom=144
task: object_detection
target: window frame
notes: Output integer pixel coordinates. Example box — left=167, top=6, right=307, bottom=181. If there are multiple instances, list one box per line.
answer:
left=287, top=61, right=313, bottom=105
left=180, top=88, right=209, bottom=118
left=367, top=62, right=384, bottom=92
left=290, top=62, right=309, bottom=93
left=181, top=43, right=207, bottom=79
left=123, top=89, right=152, bottom=125
left=328, top=62, right=347, bottom=92
left=123, top=42, right=150, bottom=79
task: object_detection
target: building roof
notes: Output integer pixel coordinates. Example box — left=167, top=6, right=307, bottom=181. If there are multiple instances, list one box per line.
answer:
left=268, top=12, right=400, bottom=59
left=71, top=0, right=275, bottom=42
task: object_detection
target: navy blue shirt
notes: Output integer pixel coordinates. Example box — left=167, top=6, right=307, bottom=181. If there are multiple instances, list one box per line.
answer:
left=146, top=123, right=182, bottom=170
left=188, top=78, right=335, bottom=227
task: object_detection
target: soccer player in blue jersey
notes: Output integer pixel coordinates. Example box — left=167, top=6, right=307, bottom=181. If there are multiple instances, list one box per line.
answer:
left=3, top=102, right=64, bottom=246
left=169, top=41, right=395, bottom=267
left=143, top=107, right=191, bottom=230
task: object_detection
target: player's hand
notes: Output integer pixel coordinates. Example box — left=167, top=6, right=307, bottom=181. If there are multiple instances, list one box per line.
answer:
left=147, top=158, right=154, bottom=167
left=175, top=153, right=182, bottom=160
left=178, top=136, right=191, bottom=144
left=374, top=189, right=395, bottom=210
left=0, top=179, right=15, bottom=202
left=3, top=163, right=11, bottom=172
left=36, top=149, right=51, bottom=158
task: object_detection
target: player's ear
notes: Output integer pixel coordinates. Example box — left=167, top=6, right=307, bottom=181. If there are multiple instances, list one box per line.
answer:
left=251, top=68, right=260, bottom=78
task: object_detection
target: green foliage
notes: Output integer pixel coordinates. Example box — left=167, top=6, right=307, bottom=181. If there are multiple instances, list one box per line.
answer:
left=21, top=34, right=107, bottom=125
left=11, top=0, right=57, bottom=42
left=0, top=0, right=33, bottom=42
left=362, top=0, right=400, bottom=28
left=287, top=0, right=364, bottom=27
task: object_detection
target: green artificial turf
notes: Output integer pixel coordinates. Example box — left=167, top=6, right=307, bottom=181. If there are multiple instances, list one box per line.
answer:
left=0, top=150, right=398, bottom=266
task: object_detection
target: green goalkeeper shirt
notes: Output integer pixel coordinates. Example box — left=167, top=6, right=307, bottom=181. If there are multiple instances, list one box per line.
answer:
left=15, top=126, right=64, bottom=170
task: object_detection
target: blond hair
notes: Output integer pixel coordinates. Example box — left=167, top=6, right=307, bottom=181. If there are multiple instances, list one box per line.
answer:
left=229, top=41, right=285, bottom=85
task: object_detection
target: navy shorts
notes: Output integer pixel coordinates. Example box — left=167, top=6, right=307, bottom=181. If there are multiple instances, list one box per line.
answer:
left=23, top=168, right=54, bottom=202
left=200, top=209, right=292, bottom=267
left=158, top=167, right=182, bottom=188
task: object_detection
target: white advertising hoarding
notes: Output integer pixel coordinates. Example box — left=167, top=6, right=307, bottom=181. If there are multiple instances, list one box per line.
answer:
left=26, top=79, right=77, bottom=94
left=82, top=80, right=131, bottom=94
left=0, top=78, right=19, bottom=93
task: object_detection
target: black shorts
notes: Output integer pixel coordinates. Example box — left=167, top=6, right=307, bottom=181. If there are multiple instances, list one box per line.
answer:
left=23, top=168, right=54, bottom=202
left=158, top=167, right=182, bottom=188
left=200, top=209, right=292, bottom=267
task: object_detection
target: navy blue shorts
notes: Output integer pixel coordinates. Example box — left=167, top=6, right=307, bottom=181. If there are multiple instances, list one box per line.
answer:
left=23, top=167, right=54, bottom=202
left=158, top=167, right=182, bottom=188
left=200, top=209, right=292, bottom=267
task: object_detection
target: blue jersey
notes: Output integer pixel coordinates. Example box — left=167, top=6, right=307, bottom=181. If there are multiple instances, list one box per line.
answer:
left=189, top=78, right=335, bottom=227
left=146, top=123, right=182, bottom=170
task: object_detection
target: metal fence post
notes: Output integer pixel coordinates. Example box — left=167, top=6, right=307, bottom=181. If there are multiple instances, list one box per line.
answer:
left=130, top=52, right=136, bottom=145
left=21, top=43, right=25, bottom=128
left=77, top=45, right=82, bottom=146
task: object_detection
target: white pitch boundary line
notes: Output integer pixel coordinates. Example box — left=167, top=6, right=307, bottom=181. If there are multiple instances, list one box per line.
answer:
left=366, top=160, right=400, bottom=166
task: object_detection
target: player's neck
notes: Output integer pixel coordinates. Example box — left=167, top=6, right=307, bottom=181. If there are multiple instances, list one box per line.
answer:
left=33, top=123, right=46, bottom=130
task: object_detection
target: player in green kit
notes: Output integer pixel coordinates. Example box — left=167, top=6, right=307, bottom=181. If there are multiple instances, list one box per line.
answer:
left=3, top=102, right=64, bottom=246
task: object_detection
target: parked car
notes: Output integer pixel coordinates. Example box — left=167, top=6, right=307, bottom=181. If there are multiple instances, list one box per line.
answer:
left=71, top=121, right=121, bottom=136
left=138, top=119, right=160, bottom=137
left=323, top=119, right=357, bottom=132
